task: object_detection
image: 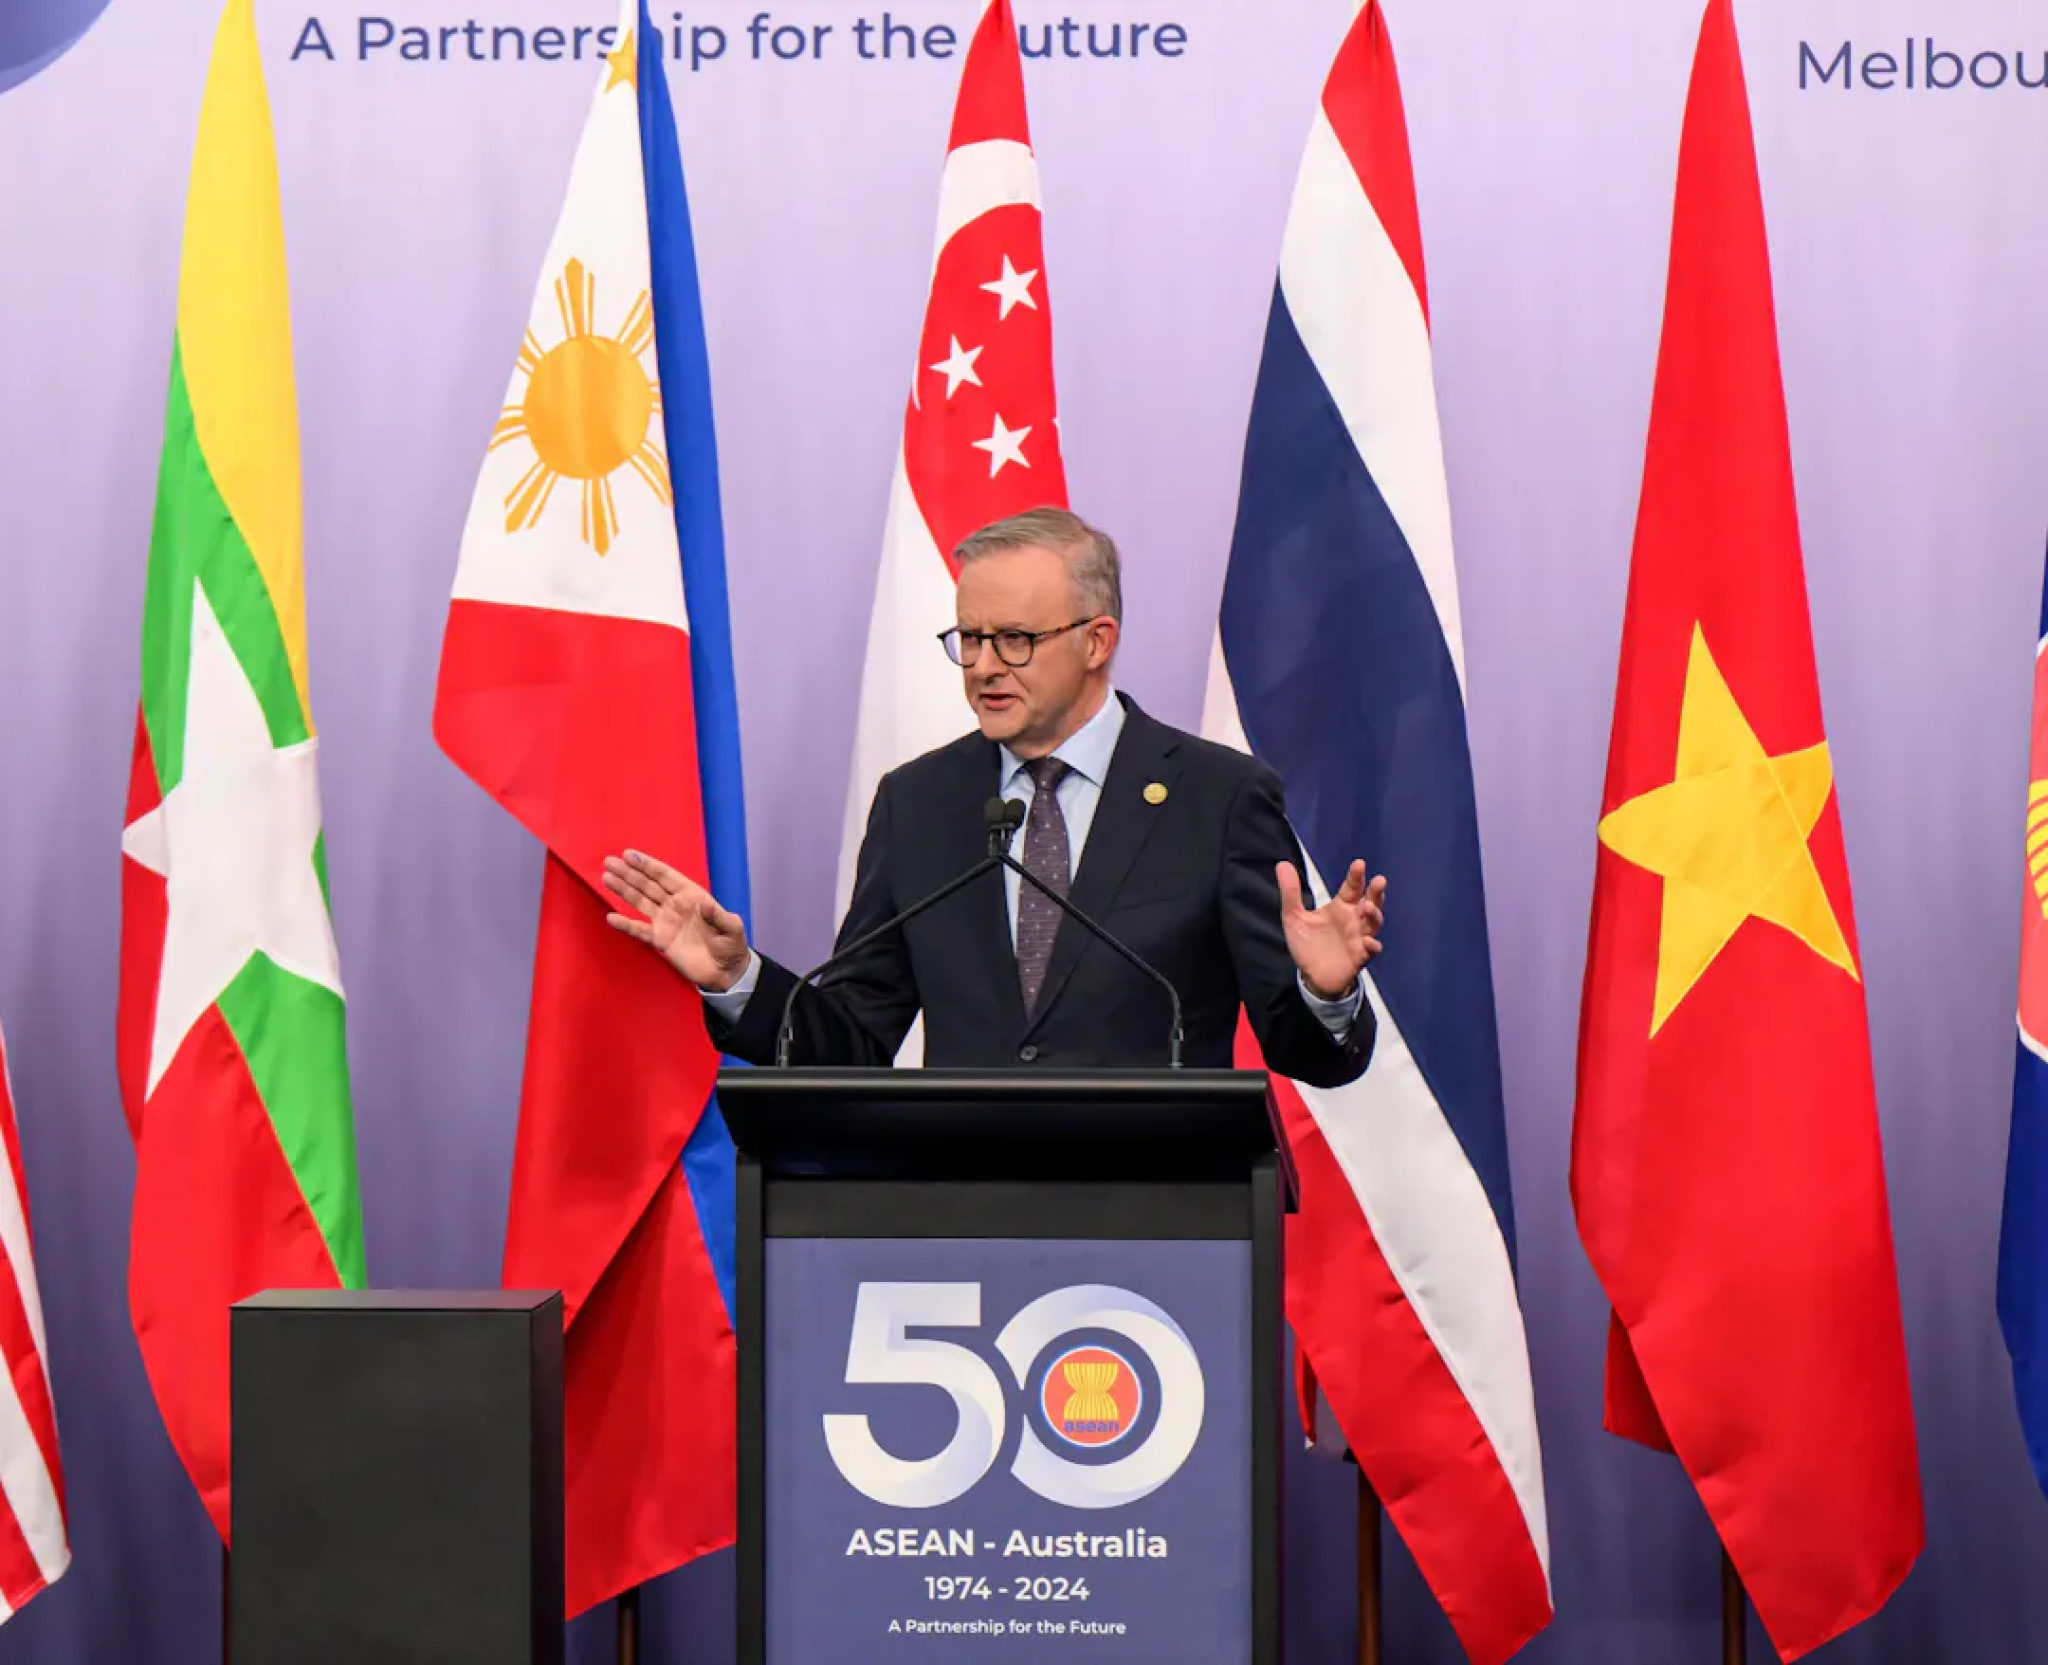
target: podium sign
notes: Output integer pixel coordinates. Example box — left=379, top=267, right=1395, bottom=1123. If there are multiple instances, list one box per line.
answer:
left=765, top=1237, right=1251, bottom=1661
left=724, top=1067, right=1284, bottom=1665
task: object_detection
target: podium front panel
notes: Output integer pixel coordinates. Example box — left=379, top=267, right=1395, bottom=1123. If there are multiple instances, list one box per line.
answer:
left=763, top=1235, right=1251, bottom=1664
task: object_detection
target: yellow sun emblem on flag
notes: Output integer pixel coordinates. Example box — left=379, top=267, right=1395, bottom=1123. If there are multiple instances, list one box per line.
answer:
left=490, top=256, right=670, bottom=556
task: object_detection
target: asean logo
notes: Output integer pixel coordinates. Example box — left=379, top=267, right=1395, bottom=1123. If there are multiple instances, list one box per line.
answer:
left=1042, top=1344, right=1142, bottom=1449
left=826, top=1282, right=1206, bottom=1510
left=0, top=2, right=114, bottom=98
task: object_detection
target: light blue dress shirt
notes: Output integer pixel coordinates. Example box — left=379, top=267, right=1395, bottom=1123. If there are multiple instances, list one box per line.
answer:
left=704, top=687, right=1363, bottom=1036
left=993, top=682, right=1128, bottom=944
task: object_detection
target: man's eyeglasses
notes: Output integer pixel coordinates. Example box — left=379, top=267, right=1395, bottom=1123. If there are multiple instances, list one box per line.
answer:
left=938, top=619, right=1095, bottom=668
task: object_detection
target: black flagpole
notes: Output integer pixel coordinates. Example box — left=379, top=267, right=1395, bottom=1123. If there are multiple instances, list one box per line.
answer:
left=1720, top=1544, right=1746, bottom=1665
left=1357, top=1468, right=1381, bottom=1665
left=617, top=1584, right=641, bottom=1665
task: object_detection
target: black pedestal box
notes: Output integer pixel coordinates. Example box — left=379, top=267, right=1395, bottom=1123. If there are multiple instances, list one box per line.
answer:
left=228, top=1289, right=564, bottom=1665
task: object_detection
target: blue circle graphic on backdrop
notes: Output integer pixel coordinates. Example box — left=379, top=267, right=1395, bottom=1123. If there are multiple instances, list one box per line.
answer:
left=0, top=1, right=113, bottom=98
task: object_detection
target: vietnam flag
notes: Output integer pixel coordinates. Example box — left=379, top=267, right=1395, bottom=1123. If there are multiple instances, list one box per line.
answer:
left=1569, top=3, right=1922, bottom=1658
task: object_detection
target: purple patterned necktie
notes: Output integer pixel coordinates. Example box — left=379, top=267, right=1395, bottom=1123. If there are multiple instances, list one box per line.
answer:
left=1015, top=756, right=1073, bottom=1015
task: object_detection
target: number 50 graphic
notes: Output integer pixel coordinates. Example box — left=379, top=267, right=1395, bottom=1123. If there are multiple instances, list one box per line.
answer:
left=822, top=1282, right=1206, bottom=1510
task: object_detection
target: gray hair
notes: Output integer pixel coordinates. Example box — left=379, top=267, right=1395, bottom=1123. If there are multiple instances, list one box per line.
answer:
left=953, top=507, right=1123, bottom=624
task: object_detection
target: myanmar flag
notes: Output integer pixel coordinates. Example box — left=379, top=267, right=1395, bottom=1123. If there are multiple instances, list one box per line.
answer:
left=117, top=0, right=366, bottom=1538
left=1569, top=2, right=1920, bottom=1658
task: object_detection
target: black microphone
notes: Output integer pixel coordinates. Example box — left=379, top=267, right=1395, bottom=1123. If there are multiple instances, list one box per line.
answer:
left=775, top=795, right=1185, bottom=1069
left=986, top=794, right=1025, bottom=856
left=986, top=795, right=1185, bottom=1070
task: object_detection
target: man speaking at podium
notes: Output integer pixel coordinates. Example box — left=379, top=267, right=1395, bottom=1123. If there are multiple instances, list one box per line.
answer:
left=603, top=509, right=1385, bottom=1087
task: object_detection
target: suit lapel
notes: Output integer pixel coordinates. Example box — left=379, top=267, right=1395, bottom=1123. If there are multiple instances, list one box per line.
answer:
left=1024, top=700, right=1181, bottom=1036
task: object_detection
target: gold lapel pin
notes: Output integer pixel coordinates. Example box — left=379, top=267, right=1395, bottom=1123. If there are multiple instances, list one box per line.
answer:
left=1143, top=782, right=1168, bottom=806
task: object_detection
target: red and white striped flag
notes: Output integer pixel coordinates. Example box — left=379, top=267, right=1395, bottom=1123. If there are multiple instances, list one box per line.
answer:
left=836, top=0, right=1066, bottom=975
left=0, top=1023, right=67, bottom=1616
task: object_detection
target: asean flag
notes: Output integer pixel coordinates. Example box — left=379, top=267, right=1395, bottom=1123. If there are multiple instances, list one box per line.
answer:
left=1998, top=548, right=2048, bottom=1497
left=433, top=0, right=747, bottom=1614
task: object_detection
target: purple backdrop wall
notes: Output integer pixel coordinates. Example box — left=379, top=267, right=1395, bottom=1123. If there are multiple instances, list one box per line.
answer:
left=3, top=0, right=2047, bottom=1659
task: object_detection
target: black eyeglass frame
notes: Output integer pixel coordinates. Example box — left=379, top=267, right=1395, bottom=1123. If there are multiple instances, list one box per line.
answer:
left=936, top=618, right=1099, bottom=668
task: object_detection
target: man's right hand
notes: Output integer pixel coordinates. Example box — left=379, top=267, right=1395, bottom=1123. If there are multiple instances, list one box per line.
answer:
left=602, top=850, right=752, bottom=991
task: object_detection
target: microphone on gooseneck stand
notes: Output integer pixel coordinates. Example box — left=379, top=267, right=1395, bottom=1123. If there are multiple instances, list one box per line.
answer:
left=987, top=795, right=1186, bottom=1070
left=985, top=795, right=1026, bottom=856
left=774, top=795, right=1186, bottom=1069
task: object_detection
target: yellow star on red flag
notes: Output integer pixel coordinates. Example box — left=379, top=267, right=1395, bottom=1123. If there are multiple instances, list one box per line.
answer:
left=1596, top=624, right=1858, bottom=1035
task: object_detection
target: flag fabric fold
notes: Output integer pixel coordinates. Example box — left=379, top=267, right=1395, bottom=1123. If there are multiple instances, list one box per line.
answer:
left=835, top=0, right=1066, bottom=980
left=433, top=0, right=744, bottom=1613
left=1570, top=2, right=1922, bottom=1655
left=1998, top=547, right=2048, bottom=1495
left=0, top=1024, right=68, bottom=1618
left=117, top=0, right=366, bottom=1539
left=1200, top=6, right=1550, bottom=1659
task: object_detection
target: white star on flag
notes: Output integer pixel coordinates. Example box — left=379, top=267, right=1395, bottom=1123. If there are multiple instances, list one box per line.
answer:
left=121, top=582, right=344, bottom=1094
left=929, top=335, right=985, bottom=400
left=971, top=413, right=1032, bottom=477
left=980, top=254, right=1040, bottom=320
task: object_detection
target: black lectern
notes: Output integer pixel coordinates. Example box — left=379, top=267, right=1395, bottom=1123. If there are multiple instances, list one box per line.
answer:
left=720, top=1067, right=1284, bottom=1665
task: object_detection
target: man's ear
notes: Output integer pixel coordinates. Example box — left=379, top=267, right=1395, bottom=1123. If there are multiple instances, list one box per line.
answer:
left=1088, top=617, right=1120, bottom=669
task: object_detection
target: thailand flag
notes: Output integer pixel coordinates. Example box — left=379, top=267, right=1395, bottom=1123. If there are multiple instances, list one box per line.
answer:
left=2000, top=547, right=2048, bottom=1496
left=433, top=0, right=745, bottom=1613
left=1200, top=4, right=1550, bottom=1659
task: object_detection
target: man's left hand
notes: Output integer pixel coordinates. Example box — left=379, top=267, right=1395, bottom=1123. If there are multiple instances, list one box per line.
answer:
left=1277, top=859, right=1387, bottom=1001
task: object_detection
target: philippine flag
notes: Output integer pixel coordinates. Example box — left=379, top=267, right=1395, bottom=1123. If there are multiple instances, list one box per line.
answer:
left=1200, top=5, right=1550, bottom=1659
left=433, top=0, right=746, bottom=1613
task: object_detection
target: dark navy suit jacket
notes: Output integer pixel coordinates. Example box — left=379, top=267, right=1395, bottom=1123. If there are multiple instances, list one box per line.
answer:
left=707, top=695, right=1375, bottom=1088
